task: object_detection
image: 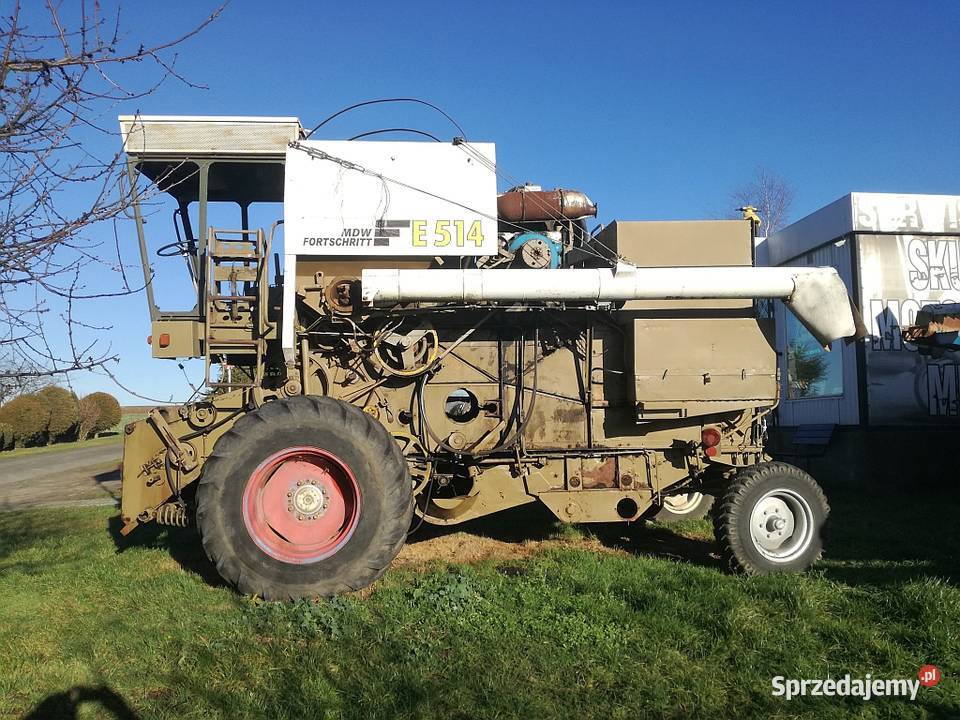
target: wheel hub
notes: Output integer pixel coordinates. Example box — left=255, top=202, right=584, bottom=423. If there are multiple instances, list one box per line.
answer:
left=291, top=483, right=328, bottom=518
left=765, top=516, right=787, bottom=532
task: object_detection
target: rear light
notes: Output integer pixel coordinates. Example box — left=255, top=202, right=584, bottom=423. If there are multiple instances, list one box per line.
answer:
left=147, top=335, right=152, bottom=345
left=158, top=333, right=171, bottom=348
left=701, top=427, right=722, bottom=457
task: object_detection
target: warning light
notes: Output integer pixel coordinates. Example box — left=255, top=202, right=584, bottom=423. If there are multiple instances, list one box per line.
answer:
left=701, top=427, right=721, bottom=456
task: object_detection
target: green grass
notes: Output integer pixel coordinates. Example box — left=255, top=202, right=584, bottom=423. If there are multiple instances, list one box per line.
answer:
left=0, top=434, right=121, bottom=458
left=0, top=414, right=144, bottom=458
left=0, top=483, right=958, bottom=719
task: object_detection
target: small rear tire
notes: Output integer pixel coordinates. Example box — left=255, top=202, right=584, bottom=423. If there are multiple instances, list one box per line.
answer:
left=196, top=396, right=412, bottom=600
left=652, top=491, right=714, bottom=523
left=713, top=461, right=828, bottom=574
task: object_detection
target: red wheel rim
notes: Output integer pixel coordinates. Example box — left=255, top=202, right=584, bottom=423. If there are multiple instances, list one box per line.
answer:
left=241, top=446, right=361, bottom=564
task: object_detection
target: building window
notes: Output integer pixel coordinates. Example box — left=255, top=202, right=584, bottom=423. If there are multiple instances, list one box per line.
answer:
left=785, top=311, right=844, bottom=399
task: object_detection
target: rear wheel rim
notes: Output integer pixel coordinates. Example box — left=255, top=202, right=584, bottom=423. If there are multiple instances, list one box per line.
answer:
left=242, top=446, right=361, bottom=564
left=662, top=492, right=704, bottom=514
left=748, top=488, right=814, bottom=562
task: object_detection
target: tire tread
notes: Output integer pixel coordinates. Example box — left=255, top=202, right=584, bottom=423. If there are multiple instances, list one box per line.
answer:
left=196, top=395, right=412, bottom=599
left=712, top=461, right=829, bottom=575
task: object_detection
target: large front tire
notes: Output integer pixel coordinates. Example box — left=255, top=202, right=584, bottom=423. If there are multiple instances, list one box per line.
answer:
left=196, top=396, right=412, bottom=600
left=713, top=461, right=828, bottom=574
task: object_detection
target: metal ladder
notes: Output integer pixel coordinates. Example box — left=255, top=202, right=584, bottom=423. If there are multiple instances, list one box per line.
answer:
left=203, top=228, right=269, bottom=390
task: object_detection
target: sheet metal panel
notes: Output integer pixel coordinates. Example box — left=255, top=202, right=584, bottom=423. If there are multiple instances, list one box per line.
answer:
left=283, top=140, right=498, bottom=257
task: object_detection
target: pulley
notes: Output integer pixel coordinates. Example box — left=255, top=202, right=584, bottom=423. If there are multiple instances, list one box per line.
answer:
left=507, top=232, right=562, bottom=269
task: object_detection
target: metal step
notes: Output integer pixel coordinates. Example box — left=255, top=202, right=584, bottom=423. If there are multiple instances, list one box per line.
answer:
left=203, top=226, right=269, bottom=390
left=208, top=294, right=257, bottom=301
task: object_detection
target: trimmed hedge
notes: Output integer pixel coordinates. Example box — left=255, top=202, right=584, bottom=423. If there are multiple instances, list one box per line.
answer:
left=0, top=388, right=121, bottom=449
left=36, top=386, right=80, bottom=444
left=78, top=391, right=121, bottom=440
left=0, top=421, right=13, bottom=450
left=0, top=395, right=47, bottom=447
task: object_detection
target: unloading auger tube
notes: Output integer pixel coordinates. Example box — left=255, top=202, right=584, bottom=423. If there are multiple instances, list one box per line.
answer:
left=361, top=263, right=860, bottom=347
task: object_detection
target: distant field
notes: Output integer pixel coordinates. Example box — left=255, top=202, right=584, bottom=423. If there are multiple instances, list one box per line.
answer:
left=115, top=412, right=148, bottom=434
left=0, top=482, right=957, bottom=719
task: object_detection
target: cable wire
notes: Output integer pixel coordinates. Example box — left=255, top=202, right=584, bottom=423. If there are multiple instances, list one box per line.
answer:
left=306, top=98, right=468, bottom=139
left=348, top=128, right=442, bottom=142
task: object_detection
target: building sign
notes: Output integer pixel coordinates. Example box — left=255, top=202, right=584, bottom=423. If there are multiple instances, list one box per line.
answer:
left=853, top=194, right=960, bottom=234
left=859, top=233, right=960, bottom=423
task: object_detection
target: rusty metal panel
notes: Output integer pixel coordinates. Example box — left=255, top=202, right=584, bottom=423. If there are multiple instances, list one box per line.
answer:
left=580, top=456, right=618, bottom=489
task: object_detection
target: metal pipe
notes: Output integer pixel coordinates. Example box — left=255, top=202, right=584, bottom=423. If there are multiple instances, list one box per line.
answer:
left=360, top=264, right=861, bottom=347
left=126, top=161, right=158, bottom=322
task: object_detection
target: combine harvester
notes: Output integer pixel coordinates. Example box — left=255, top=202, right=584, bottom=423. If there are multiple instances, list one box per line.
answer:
left=118, top=114, right=863, bottom=599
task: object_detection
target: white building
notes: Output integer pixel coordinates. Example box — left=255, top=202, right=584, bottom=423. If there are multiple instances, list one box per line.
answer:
left=759, top=192, right=960, bottom=427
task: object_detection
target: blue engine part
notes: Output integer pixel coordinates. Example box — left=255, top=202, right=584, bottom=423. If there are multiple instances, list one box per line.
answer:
left=507, top=232, right=562, bottom=269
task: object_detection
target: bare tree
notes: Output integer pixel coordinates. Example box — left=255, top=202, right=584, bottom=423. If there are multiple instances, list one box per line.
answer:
left=729, top=167, right=795, bottom=237
left=0, top=357, right=46, bottom=404
left=0, top=1, right=224, bottom=386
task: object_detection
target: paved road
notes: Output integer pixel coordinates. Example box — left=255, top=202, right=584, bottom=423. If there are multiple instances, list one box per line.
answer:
left=0, top=441, right=122, bottom=510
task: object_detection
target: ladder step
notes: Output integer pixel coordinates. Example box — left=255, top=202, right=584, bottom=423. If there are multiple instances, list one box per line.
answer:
left=213, top=269, right=258, bottom=282
left=208, top=338, right=260, bottom=346
left=205, top=227, right=267, bottom=390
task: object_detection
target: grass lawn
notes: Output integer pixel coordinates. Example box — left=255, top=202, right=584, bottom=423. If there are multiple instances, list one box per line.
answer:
left=0, top=482, right=957, bottom=719
left=0, top=434, right=121, bottom=459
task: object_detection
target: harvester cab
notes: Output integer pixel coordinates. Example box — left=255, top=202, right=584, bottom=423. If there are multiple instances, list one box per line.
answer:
left=119, top=114, right=864, bottom=600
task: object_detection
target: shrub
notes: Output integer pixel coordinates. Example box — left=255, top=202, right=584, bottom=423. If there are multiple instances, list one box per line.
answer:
left=35, top=385, right=80, bottom=444
left=78, top=395, right=100, bottom=441
left=0, top=395, right=48, bottom=447
left=0, top=421, right=13, bottom=450
left=79, top=392, right=121, bottom=439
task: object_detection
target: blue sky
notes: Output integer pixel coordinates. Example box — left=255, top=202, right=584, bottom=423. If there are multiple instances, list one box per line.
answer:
left=40, top=0, right=960, bottom=403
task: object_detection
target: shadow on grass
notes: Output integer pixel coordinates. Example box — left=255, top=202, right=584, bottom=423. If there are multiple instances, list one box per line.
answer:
left=0, top=510, right=82, bottom=563
left=21, top=685, right=138, bottom=720
left=107, top=515, right=226, bottom=589
left=93, top=466, right=121, bottom=502
left=817, top=481, right=960, bottom=586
